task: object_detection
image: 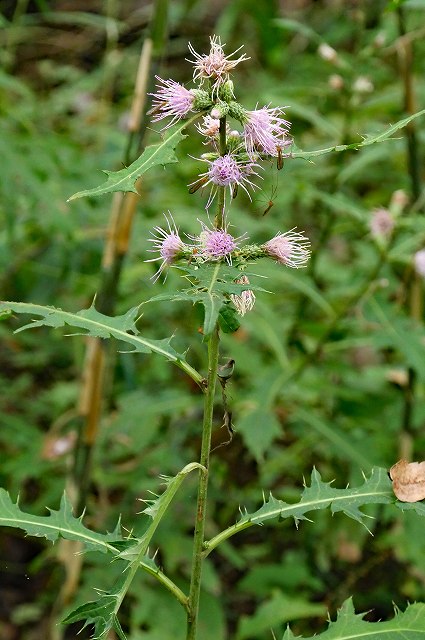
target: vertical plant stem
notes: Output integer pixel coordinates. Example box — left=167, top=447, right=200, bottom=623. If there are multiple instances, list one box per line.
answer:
left=186, top=328, right=220, bottom=640
left=397, top=7, right=422, bottom=456
left=187, top=116, right=227, bottom=640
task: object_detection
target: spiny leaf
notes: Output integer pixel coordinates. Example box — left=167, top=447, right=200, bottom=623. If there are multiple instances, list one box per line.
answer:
left=63, top=571, right=129, bottom=640
left=292, top=108, right=425, bottom=160
left=0, top=489, right=120, bottom=552
left=0, top=301, right=204, bottom=387
left=118, top=462, right=204, bottom=562
left=204, top=468, right=394, bottom=555
left=67, top=115, right=200, bottom=201
left=63, top=464, right=201, bottom=636
left=147, top=262, right=267, bottom=336
left=282, top=597, right=425, bottom=639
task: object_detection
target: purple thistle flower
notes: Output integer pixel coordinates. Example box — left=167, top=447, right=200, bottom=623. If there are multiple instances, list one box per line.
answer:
left=263, top=229, right=311, bottom=268
left=146, top=213, right=186, bottom=281
left=231, top=275, right=256, bottom=316
left=196, top=114, right=221, bottom=139
left=150, top=76, right=195, bottom=128
left=191, top=220, right=247, bottom=264
left=187, top=35, right=249, bottom=95
left=190, top=153, right=261, bottom=208
left=369, top=207, right=394, bottom=240
left=243, top=105, right=292, bottom=159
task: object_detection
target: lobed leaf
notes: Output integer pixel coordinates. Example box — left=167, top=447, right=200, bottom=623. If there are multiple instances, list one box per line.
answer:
left=282, top=597, right=425, bottom=639
left=0, top=489, right=120, bottom=552
left=292, top=108, right=425, bottom=160
left=67, top=116, right=200, bottom=201
left=204, top=468, right=394, bottom=555
left=0, top=301, right=204, bottom=387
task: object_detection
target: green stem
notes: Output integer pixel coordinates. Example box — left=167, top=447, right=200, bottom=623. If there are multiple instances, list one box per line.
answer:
left=186, top=328, right=220, bottom=640
left=186, top=115, right=227, bottom=640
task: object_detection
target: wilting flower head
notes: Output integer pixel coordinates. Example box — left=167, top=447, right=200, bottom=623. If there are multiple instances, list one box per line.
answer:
left=191, top=220, right=247, bottom=264
left=191, top=152, right=261, bottom=207
left=196, top=114, right=221, bottom=139
left=146, top=213, right=186, bottom=281
left=414, top=250, right=425, bottom=278
left=263, top=229, right=311, bottom=268
left=150, top=76, right=196, bottom=128
left=243, top=106, right=291, bottom=159
left=230, top=275, right=256, bottom=316
left=187, top=35, right=249, bottom=95
left=369, top=207, right=394, bottom=240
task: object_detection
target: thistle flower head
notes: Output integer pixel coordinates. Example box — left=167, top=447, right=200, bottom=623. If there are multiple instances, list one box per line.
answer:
left=196, top=114, right=221, bottom=139
left=187, top=35, right=249, bottom=95
left=263, top=229, right=311, bottom=268
left=191, top=220, right=247, bottom=264
left=230, top=275, right=256, bottom=316
left=146, top=213, right=186, bottom=281
left=190, top=152, right=261, bottom=208
left=243, top=105, right=292, bottom=159
left=414, top=250, right=425, bottom=278
left=150, top=76, right=195, bottom=128
left=369, top=207, right=394, bottom=240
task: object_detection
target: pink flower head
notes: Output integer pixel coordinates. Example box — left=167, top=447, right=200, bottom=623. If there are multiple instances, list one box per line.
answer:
left=196, top=114, right=221, bottom=139
left=369, top=208, right=394, bottom=240
left=191, top=152, right=261, bottom=208
left=263, top=229, right=311, bottom=268
left=231, top=275, right=256, bottom=316
left=243, top=105, right=292, bottom=159
left=414, top=250, right=425, bottom=278
left=187, top=35, right=249, bottom=95
left=146, top=213, right=186, bottom=281
left=149, top=76, right=195, bottom=128
left=192, top=220, right=247, bottom=264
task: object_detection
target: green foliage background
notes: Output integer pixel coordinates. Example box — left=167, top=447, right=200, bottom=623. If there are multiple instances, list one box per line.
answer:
left=1, top=0, right=425, bottom=638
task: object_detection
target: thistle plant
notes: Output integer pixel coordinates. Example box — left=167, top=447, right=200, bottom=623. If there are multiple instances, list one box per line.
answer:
left=3, top=34, right=425, bottom=640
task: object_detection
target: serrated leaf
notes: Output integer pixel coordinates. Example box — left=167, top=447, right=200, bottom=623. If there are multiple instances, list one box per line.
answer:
left=146, top=262, right=267, bottom=335
left=205, top=468, right=394, bottom=555
left=292, top=108, right=425, bottom=160
left=67, top=116, right=200, bottom=201
left=0, top=489, right=120, bottom=552
left=282, top=597, right=425, bottom=639
left=0, top=301, right=204, bottom=387
left=63, top=463, right=200, bottom=636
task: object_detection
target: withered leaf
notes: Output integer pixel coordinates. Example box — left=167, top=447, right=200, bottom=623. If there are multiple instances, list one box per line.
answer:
left=389, top=459, right=425, bottom=502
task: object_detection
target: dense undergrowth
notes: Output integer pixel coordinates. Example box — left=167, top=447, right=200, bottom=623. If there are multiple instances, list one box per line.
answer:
left=1, top=1, right=425, bottom=639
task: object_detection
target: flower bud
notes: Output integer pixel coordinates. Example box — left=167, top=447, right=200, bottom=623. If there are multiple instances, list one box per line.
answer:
left=210, top=100, right=230, bottom=119
left=318, top=43, right=338, bottom=63
left=218, top=80, right=235, bottom=102
left=352, top=76, right=373, bottom=94
left=228, top=101, right=247, bottom=123
left=328, top=74, right=344, bottom=91
left=414, top=250, right=425, bottom=278
left=192, top=89, right=213, bottom=111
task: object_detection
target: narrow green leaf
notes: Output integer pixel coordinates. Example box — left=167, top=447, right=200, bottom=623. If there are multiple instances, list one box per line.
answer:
left=0, top=489, right=120, bottom=552
left=292, top=108, right=425, bottom=160
left=282, top=597, right=425, bottom=639
left=0, top=301, right=204, bottom=387
left=204, top=468, right=393, bottom=555
left=67, top=115, right=200, bottom=201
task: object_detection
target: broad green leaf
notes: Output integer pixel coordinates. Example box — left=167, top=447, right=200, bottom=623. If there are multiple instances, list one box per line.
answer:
left=292, top=108, right=425, bottom=160
left=236, top=590, right=326, bottom=640
left=282, top=597, right=425, bottom=639
left=67, top=115, right=200, bottom=201
left=293, top=408, right=374, bottom=469
left=204, top=467, right=393, bottom=555
left=0, top=489, right=120, bottom=551
left=0, top=301, right=204, bottom=387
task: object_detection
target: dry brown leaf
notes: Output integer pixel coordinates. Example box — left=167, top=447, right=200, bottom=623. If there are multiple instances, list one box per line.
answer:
left=389, top=459, right=425, bottom=502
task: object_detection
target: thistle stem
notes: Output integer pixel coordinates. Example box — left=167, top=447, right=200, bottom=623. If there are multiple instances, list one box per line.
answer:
left=186, top=327, right=220, bottom=640
left=186, top=116, right=227, bottom=640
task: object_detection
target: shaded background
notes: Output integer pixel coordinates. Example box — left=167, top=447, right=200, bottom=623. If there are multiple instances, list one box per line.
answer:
left=1, top=0, right=425, bottom=638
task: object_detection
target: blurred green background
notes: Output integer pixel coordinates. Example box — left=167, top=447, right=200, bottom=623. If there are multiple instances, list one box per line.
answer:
left=1, top=0, right=425, bottom=638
